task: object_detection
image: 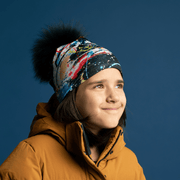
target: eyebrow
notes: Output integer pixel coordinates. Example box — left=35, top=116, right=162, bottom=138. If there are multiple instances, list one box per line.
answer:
left=87, top=79, right=124, bottom=86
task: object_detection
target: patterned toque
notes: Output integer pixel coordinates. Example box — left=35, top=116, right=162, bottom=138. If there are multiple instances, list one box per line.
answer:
left=52, top=37, right=122, bottom=103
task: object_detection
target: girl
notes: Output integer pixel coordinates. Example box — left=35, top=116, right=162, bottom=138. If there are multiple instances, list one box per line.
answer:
left=0, top=23, right=146, bottom=179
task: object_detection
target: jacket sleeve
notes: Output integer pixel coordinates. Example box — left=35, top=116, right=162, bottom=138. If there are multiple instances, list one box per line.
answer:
left=0, top=141, right=41, bottom=180
left=116, top=147, right=146, bottom=180
left=132, top=154, right=146, bottom=180
left=137, top=164, right=146, bottom=180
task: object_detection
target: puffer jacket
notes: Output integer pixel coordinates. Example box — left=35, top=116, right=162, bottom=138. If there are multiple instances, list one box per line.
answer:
left=0, top=97, right=146, bottom=180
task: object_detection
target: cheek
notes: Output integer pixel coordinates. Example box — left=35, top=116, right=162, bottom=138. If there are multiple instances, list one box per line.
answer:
left=124, top=96, right=127, bottom=107
left=76, top=92, right=91, bottom=117
left=76, top=92, right=101, bottom=118
left=121, top=91, right=127, bottom=106
left=83, top=96, right=99, bottom=116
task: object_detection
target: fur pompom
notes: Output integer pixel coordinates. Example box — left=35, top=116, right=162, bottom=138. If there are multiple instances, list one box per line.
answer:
left=31, top=22, right=86, bottom=83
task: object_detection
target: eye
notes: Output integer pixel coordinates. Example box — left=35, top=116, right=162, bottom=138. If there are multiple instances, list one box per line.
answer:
left=94, top=84, right=104, bottom=89
left=116, top=83, right=124, bottom=89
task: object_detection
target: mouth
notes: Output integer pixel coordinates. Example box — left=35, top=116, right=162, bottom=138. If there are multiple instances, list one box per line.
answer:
left=102, top=108, right=120, bottom=115
left=102, top=108, right=118, bottom=110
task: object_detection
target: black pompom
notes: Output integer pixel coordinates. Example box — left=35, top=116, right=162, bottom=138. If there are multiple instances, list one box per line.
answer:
left=31, top=22, right=86, bottom=83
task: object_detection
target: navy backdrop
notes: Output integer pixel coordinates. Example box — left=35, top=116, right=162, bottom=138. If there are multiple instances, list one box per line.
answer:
left=1, top=0, right=180, bottom=179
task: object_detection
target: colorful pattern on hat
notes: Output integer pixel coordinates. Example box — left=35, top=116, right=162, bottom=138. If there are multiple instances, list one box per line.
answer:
left=52, top=38, right=122, bottom=103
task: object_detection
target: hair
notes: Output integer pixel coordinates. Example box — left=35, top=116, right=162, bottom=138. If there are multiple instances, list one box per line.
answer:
left=54, top=88, right=126, bottom=154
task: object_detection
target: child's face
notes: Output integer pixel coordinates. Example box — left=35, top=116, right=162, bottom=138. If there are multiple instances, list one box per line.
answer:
left=76, top=68, right=126, bottom=135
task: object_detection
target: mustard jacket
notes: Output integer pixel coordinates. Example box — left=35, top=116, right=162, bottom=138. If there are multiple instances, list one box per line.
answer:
left=0, top=99, right=146, bottom=180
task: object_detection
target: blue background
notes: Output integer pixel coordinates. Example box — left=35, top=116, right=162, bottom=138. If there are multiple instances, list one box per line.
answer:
left=1, top=0, right=180, bottom=179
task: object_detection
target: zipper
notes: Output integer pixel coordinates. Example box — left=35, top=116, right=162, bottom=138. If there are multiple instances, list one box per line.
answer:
left=97, top=130, right=122, bottom=167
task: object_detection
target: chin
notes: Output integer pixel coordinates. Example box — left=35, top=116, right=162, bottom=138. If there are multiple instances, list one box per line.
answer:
left=102, top=120, right=120, bottom=129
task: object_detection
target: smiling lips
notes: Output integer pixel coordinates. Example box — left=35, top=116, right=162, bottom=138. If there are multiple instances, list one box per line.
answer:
left=102, top=108, right=119, bottom=110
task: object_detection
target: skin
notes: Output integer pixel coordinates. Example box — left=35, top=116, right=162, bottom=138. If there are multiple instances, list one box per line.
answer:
left=76, top=68, right=127, bottom=135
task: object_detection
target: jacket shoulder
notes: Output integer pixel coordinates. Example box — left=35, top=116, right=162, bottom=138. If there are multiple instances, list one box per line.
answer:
left=24, top=134, right=67, bottom=158
left=0, top=134, right=73, bottom=180
left=122, top=146, right=139, bottom=159
left=25, top=135, right=86, bottom=179
left=24, top=134, right=62, bottom=151
left=117, top=146, right=146, bottom=180
left=0, top=140, right=41, bottom=179
left=0, top=135, right=87, bottom=180
left=118, top=146, right=142, bottom=168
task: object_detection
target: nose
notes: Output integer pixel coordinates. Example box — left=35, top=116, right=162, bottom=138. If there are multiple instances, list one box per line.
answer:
left=106, top=88, right=119, bottom=103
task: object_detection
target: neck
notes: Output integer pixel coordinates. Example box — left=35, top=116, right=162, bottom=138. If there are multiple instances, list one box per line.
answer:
left=90, top=146, right=100, bottom=162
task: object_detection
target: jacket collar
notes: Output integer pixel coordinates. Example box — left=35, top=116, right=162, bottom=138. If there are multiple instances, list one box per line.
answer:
left=65, top=121, right=126, bottom=161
